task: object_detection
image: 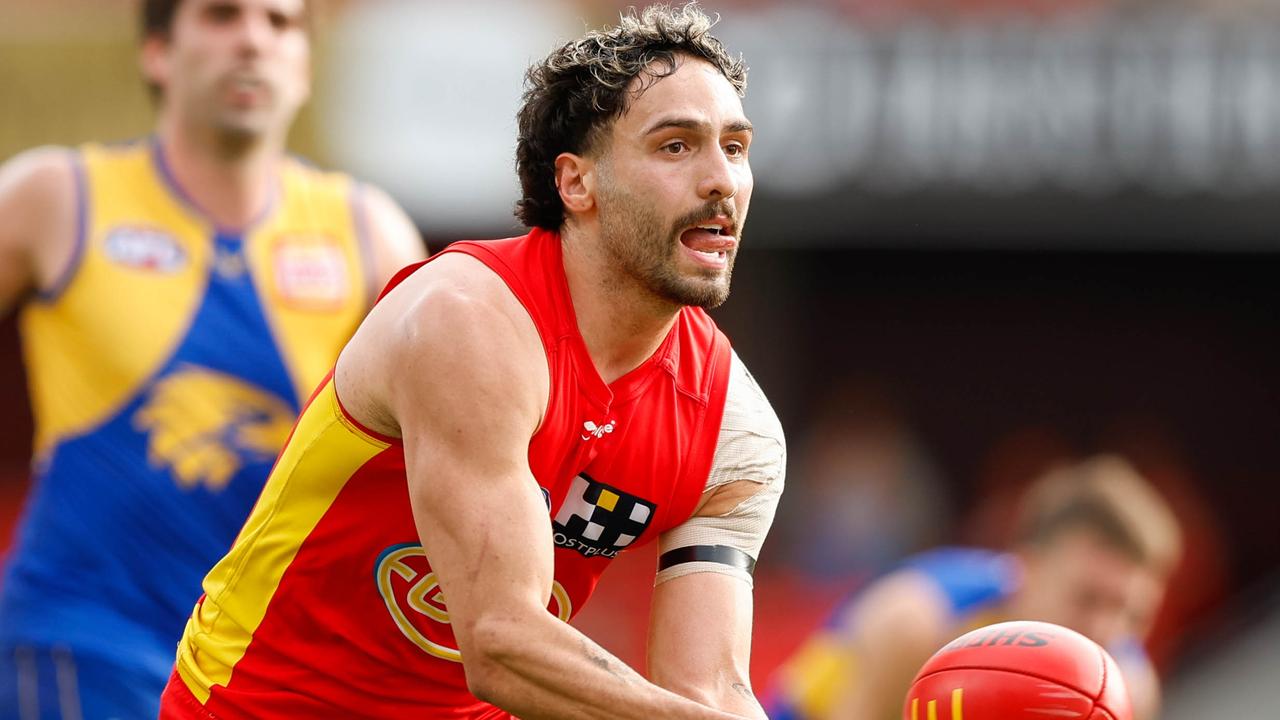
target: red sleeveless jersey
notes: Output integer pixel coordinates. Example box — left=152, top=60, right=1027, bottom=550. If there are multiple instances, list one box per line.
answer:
left=163, top=228, right=733, bottom=718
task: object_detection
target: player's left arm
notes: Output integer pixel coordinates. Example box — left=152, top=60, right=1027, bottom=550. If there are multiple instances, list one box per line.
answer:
left=647, top=353, right=785, bottom=718
left=359, top=183, right=427, bottom=292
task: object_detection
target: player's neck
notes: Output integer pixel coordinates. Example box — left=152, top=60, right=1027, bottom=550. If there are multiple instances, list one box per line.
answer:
left=155, top=119, right=282, bottom=232
left=560, top=224, right=679, bottom=385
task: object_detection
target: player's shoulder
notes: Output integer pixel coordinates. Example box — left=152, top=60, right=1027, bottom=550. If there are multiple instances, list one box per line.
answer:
left=724, top=351, right=782, bottom=430
left=708, top=349, right=785, bottom=482
left=0, top=145, right=80, bottom=256
left=353, top=181, right=424, bottom=272
left=379, top=251, right=542, bottom=362
left=897, top=547, right=1019, bottom=617
left=904, top=547, right=1010, bottom=577
left=394, top=250, right=519, bottom=304
left=340, top=249, right=546, bottom=434
left=843, top=563, right=954, bottom=648
left=0, top=145, right=77, bottom=200
left=2, top=139, right=154, bottom=197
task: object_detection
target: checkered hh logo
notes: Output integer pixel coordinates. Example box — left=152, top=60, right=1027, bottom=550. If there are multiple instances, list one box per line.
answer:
left=552, top=474, right=656, bottom=558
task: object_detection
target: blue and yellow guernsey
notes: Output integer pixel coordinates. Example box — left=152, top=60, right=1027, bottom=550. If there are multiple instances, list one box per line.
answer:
left=762, top=548, right=1153, bottom=720
left=763, top=548, right=1029, bottom=720
left=0, top=138, right=377, bottom=679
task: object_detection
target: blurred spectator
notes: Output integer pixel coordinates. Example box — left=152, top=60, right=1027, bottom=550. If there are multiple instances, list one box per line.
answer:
left=962, top=418, right=1231, bottom=669
left=763, top=455, right=1183, bottom=720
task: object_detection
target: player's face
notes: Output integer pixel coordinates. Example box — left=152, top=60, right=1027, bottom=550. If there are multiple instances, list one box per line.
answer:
left=147, top=0, right=311, bottom=141
left=1015, top=529, right=1165, bottom=648
left=594, top=57, right=753, bottom=309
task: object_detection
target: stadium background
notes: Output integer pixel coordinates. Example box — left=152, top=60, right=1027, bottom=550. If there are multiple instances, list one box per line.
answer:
left=1, top=0, right=1277, bottom=716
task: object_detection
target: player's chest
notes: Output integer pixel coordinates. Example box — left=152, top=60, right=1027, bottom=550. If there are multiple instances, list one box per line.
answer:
left=528, top=376, right=710, bottom=560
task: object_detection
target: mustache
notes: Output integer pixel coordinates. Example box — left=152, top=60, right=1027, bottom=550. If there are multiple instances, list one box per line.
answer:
left=671, top=201, right=739, bottom=236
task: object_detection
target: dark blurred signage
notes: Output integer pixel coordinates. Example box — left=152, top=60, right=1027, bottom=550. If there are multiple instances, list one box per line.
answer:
left=728, top=11, right=1280, bottom=195
left=719, top=10, right=1280, bottom=248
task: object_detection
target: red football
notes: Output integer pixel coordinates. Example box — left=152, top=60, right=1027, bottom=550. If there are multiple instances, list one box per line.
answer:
left=904, top=620, right=1132, bottom=720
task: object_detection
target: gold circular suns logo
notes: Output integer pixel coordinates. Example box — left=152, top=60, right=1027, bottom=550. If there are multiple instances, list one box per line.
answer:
left=375, top=544, right=572, bottom=663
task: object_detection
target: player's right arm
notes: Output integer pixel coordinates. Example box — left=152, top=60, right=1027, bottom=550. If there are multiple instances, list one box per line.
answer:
left=339, top=253, right=751, bottom=720
left=827, top=571, right=952, bottom=720
left=0, top=147, right=79, bottom=317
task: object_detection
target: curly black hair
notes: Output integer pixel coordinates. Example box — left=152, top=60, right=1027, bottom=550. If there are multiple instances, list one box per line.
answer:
left=514, top=3, right=747, bottom=230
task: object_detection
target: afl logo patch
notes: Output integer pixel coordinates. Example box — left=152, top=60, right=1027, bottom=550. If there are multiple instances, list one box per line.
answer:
left=375, top=543, right=571, bottom=663
left=272, top=236, right=350, bottom=309
left=104, top=226, right=186, bottom=272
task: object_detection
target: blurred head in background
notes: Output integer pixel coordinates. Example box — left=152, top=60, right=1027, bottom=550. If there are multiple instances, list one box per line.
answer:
left=1007, top=455, right=1183, bottom=649
left=139, top=0, right=311, bottom=153
left=515, top=2, right=753, bottom=310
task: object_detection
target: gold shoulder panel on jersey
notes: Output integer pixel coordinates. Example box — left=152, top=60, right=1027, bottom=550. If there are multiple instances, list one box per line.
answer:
left=245, top=159, right=373, bottom=403
left=19, top=140, right=212, bottom=458
left=175, top=377, right=390, bottom=702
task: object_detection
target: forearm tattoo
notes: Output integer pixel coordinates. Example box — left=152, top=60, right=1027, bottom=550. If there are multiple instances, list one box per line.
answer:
left=581, top=638, right=636, bottom=685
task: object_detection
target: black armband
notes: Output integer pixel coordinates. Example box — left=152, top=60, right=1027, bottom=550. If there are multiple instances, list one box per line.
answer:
left=657, top=545, right=756, bottom=575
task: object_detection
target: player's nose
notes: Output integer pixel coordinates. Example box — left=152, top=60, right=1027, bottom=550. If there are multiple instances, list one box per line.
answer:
left=697, top=147, right=739, bottom=201
left=235, top=10, right=274, bottom=56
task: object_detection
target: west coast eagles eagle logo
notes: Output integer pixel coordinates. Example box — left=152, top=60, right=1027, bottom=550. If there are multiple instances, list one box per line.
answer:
left=133, top=364, right=294, bottom=491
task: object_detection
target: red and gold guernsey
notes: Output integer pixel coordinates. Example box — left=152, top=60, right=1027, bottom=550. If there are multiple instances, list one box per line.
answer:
left=166, top=228, right=733, bottom=719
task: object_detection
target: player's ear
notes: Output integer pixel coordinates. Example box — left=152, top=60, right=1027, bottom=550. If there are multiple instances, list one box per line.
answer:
left=139, top=33, right=172, bottom=99
left=554, top=152, right=595, bottom=216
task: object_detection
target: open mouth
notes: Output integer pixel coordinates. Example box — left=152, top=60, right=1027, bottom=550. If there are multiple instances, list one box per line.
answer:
left=225, top=75, right=270, bottom=106
left=679, top=224, right=736, bottom=267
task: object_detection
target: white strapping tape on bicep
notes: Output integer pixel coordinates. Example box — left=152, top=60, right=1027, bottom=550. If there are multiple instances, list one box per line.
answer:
left=655, top=351, right=786, bottom=587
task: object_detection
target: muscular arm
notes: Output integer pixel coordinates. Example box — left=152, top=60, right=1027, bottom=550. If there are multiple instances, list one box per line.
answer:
left=350, top=255, right=749, bottom=720
left=648, top=481, right=770, bottom=719
left=0, top=147, right=79, bottom=316
left=647, top=353, right=785, bottom=717
left=358, top=183, right=426, bottom=294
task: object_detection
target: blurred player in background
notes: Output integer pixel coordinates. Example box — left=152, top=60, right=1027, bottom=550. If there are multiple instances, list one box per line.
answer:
left=763, top=455, right=1181, bottom=720
left=0, top=0, right=423, bottom=717
left=161, top=4, right=785, bottom=719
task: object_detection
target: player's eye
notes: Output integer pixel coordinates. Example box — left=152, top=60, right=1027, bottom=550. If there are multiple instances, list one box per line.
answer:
left=204, top=2, right=239, bottom=24
left=267, top=10, right=297, bottom=31
left=663, top=141, right=688, bottom=155
left=724, top=142, right=746, bottom=158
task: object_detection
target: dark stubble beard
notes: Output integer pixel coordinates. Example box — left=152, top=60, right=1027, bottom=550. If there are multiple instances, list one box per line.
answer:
left=596, top=175, right=737, bottom=310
